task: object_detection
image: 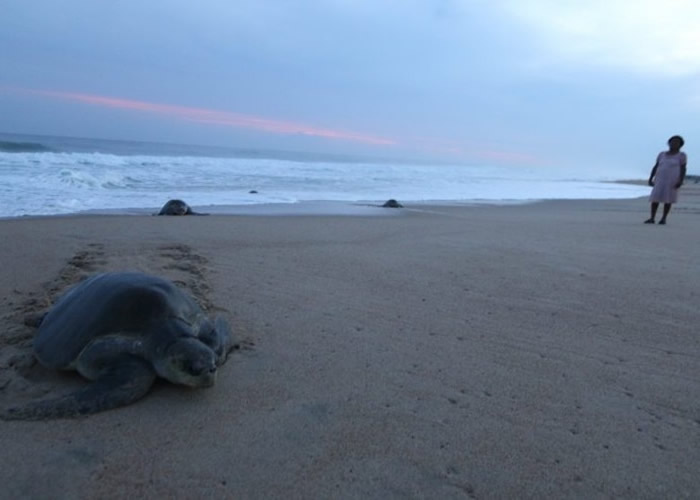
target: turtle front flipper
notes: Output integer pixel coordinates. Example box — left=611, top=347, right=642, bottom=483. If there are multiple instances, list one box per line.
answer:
left=1, top=356, right=156, bottom=421
left=23, top=311, right=47, bottom=328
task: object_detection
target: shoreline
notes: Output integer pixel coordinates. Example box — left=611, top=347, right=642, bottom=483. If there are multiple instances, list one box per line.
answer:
left=0, top=186, right=654, bottom=220
left=0, top=197, right=627, bottom=221
left=1, top=193, right=698, bottom=497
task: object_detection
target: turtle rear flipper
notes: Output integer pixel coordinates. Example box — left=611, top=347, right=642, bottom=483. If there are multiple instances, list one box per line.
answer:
left=1, top=356, right=156, bottom=421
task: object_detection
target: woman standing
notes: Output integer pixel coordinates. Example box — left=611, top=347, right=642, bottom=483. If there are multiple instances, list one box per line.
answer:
left=645, top=135, right=687, bottom=225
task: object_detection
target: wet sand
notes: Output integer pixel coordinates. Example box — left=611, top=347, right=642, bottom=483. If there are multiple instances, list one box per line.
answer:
left=1, top=188, right=699, bottom=498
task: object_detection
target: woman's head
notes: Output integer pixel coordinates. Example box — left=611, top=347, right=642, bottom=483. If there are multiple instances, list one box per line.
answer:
left=668, top=135, right=685, bottom=150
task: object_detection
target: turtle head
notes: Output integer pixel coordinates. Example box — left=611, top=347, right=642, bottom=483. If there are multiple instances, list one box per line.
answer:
left=156, top=338, right=219, bottom=388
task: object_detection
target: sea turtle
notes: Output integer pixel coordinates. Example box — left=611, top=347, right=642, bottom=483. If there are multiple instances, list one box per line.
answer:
left=382, top=199, right=403, bottom=208
left=2, top=272, right=234, bottom=420
left=157, top=199, right=208, bottom=216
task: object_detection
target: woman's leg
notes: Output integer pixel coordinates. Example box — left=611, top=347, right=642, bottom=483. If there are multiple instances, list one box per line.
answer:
left=645, top=202, right=659, bottom=223
left=659, top=203, right=672, bottom=224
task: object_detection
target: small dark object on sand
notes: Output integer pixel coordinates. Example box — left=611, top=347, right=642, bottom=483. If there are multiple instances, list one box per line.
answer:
left=382, top=199, right=403, bottom=208
left=157, top=199, right=208, bottom=216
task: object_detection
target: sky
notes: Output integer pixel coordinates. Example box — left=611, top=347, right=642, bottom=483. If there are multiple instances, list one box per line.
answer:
left=1, top=0, right=699, bottom=173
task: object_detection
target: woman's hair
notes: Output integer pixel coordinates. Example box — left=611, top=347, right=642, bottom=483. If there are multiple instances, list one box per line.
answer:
left=668, top=135, right=685, bottom=147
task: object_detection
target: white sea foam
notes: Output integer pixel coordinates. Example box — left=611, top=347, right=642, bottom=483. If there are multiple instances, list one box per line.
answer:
left=0, top=139, right=649, bottom=217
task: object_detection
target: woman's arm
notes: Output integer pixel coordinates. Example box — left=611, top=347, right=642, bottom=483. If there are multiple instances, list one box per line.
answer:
left=648, top=162, right=658, bottom=186
left=676, top=158, right=687, bottom=189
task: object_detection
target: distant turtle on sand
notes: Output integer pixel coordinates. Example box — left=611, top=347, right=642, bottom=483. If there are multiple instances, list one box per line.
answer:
left=1, top=272, right=235, bottom=420
left=382, top=199, right=403, bottom=208
left=157, top=199, right=208, bottom=215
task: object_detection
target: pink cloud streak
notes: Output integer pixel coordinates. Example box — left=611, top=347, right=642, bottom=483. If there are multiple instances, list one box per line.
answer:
left=3, top=86, right=542, bottom=164
left=15, top=88, right=397, bottom=146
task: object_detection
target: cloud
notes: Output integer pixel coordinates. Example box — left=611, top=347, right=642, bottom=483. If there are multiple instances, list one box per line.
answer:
left=1, top=86, right=542, bottom=164
left=498, top=0, right=700, bottom=76
left=9, top=88, right=396, bottom=146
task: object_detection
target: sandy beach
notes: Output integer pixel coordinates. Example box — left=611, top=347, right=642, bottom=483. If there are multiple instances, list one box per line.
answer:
left=1, top=188, right=699, bottom=499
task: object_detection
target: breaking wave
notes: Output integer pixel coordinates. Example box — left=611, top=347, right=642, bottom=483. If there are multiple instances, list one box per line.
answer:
left=0, top=140, right=54, bottom=153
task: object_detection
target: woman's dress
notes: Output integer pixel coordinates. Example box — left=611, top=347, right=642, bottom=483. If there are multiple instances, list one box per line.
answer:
left=650, top=151, right=686, bottom=204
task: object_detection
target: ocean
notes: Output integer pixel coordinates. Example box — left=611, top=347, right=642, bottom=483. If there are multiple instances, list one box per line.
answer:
left=0, top=132, right=648, bottom=218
